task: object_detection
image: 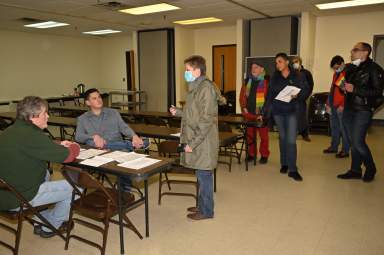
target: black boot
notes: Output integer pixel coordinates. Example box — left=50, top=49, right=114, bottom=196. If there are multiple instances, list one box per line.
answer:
left=363, top=169, right=376, bottom=182
left=337, top=170, right=362, bottom=179
left=280, top=165, right=288, bottom=174
left=288, top=171, right=303, bottom=181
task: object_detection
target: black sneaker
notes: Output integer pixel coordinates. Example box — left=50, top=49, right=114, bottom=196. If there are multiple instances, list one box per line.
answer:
left=280, top=165, right=288, bottom=174
left=288, top=171, right=303, bottom=181
left=33, top=225, right=42, bottom=235
left=336, top=151, right=349, bottom=158
left=363, top=169, right=376, bottom=182
left=39, top=229, right=56, bottom=238
left=323, top=148, right=337, bottom=154
left=259, top=157, right=268, bottom=164
left=337, top=170, right=362, bottom=179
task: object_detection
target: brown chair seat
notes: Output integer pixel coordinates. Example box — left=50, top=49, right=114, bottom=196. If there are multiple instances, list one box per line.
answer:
left=61, top=167, right=142, bottom=255
left=73, top=189, right=135, bottom=219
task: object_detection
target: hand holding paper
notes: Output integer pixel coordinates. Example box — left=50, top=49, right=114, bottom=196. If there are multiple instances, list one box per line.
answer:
left=275, top=86, right=301, bottom=103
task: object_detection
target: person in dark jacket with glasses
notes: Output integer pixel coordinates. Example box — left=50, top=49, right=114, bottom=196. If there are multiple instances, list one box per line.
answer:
left=337, top=42, right=384, bottom=182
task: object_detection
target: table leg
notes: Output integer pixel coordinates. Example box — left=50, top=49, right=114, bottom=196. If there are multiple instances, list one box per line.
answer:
left=117, top=177, right=125, bottom=255
left=253, top=127, right=257, bottom=166
left=60, top=127, right=65, bottom=140
left=144, top=179, right=149, bottom=237
left=244, top=125, right=249, bottom=171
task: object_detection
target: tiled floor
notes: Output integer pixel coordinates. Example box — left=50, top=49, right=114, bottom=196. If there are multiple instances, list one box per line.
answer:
left=1, top=127, right=384, bottom=255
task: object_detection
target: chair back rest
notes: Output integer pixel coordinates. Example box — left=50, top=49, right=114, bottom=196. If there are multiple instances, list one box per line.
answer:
left=0, top=178, right=33, bottom=209
left=158, top=140, right=179, bottom=157
left=61, top=167, right=117, bottom=205
left=144, top=116, right=167, bottom=126
left=218, top=121, right=232, bottom=132
left=168, top=118, right=181, bottom=128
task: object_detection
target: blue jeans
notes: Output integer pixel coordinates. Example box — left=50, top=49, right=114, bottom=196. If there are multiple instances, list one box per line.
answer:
left=196, top=170, right=214, bottom=217
left=274, top=113, right=298, bottom=172
left=85, top=138, right=150, bottom=191
left=343, top=109, right=376, bottom=174
left=329, top=106, right=350, bottom=153
left=85, top=138, right=150, bottom=152
left=27, top=172, right=73, bottom=232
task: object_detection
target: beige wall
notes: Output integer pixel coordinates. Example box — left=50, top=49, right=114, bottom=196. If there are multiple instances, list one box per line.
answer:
left=193, top=25, right=237, bottom=79
left=299, top=12, right=317, bottom=72
left=99, top=35, right=134, bottom=92
left=0, top=30, right=101, bottom=101
left=0, top=30, right=135, bottom=103
left=174, top=26, right=195, bottom=105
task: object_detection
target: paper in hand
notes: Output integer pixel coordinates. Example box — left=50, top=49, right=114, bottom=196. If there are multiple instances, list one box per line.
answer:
left=275, top=86, right=301, bottom=103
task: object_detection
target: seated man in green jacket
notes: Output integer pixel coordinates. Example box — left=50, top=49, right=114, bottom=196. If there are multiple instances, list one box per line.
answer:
left=0, top=96, right=80, bottom=238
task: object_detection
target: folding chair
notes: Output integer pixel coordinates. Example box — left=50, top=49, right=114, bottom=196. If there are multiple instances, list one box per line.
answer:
left=61, top=166, right=142, bottom=255
left=0, top=178, right=65, bottom=255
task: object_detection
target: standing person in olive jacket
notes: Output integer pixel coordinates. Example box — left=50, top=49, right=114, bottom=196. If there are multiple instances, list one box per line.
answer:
left=337, top=42, right=384, bottom=182
left=0, top=96, right=80, bottom=238
left=170, top=55, right=219, bottom=220
left=264, top=53, right=310, bottom=181
left=292, top=56, right=314, bottom=142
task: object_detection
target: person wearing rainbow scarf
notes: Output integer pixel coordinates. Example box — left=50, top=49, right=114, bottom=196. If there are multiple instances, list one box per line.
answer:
left=239, top=62, right=270, bottom=164
left=323, top=55, right=350, bottom=158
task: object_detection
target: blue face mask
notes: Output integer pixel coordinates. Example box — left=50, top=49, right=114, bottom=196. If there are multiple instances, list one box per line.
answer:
left=184, top=71, right=196, bottom=82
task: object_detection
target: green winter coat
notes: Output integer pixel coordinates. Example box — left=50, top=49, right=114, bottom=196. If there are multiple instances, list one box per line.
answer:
left=176, top=76, right=219, bottom=170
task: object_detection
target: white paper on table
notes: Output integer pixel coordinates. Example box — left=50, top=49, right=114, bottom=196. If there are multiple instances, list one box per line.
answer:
left=117, top=157, right=161, bottom=170
left=170, top=132, right=181, bottom=137
left=80, top=156, right=115, bottom=167
left=275, top=86, right=301, bottom=103
left=76, top=149, right=107, bottom=160
left=100, top=151, right=148, bottom=163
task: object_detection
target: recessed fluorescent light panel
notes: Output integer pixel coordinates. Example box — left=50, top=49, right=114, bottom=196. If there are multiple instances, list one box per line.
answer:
left=82, top=29, right=122, bottom=35
left=316, top=0, right=384, bottom=10
left=24, top=21, right=69, bottom=29
left=173, top=17, right=223, bottom=25
left=119, top=3, right=180, bottom=15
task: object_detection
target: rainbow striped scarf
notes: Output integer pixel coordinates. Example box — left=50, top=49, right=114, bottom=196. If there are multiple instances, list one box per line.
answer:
left=334, top=71, right=346, bottom=88
left=246, top=75, right=265, bottom=111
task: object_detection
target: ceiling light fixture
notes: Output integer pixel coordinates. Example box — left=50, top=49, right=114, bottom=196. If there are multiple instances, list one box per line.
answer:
left=119, top=3, right=180, bottom=15
left=24, top=21, right=69, bottom=29
left=316, top=0, right=384, bottom=10
left=173, top=17, right=223, bottom=25
left=82, top=29, right=122, bottom=35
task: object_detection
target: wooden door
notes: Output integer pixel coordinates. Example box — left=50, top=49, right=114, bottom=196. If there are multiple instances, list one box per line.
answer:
left=213, top=44, right=236, bottom=92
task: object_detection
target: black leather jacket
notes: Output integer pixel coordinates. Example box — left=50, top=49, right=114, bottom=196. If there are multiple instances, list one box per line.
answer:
left=345, top=58, right=384, bottom=111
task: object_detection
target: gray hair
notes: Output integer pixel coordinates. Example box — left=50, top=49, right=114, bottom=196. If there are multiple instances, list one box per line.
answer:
left=16, top=96, right=47, bottom=122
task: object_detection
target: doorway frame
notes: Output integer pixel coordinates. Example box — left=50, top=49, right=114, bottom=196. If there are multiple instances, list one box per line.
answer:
left=212, top=44, right=237, bottom=92
left=373, top=34, right=384, bottom=61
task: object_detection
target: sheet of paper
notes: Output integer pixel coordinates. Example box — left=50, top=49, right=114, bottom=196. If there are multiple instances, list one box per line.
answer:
left=76, top=148, right=107, bottom=160
left=80, top=156, right=115, bottom=167
left=275, top=86, right=301, bottom=103
left=117, top=157, right=161, bottom=170
left=170, top=132, right=181, bottom=137
left=100, top=151, right=148, bottom=163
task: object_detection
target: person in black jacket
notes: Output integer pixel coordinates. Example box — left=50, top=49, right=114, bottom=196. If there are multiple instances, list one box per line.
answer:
left=264, top=53, right=310, bottom=181
left=337, top=42, right=384, bottom=182
left=292, top=56, right=314, bottom=142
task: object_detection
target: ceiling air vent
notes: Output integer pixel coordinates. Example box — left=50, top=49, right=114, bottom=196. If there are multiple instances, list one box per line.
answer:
left=18, top=17, right=46, bottom=23
left=93, top=1, right=131, bottom=11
